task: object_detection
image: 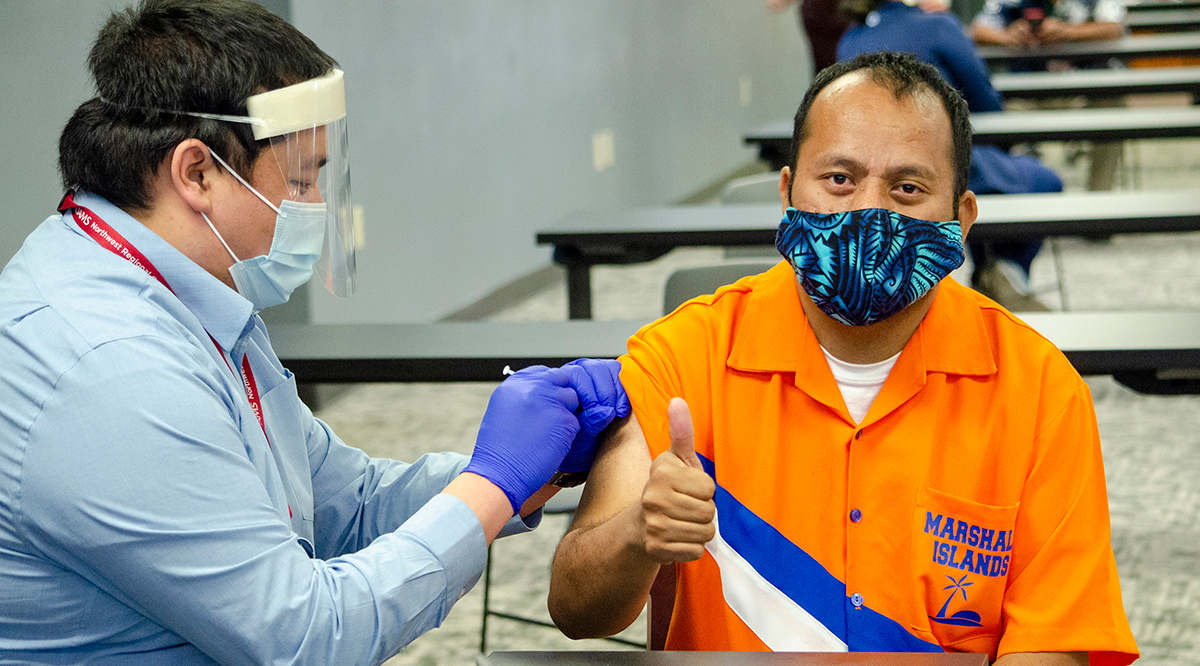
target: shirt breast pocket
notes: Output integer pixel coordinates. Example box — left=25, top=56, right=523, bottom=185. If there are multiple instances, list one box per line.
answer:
left=910, top=485, right=1019, bottom=648
left=259, top=373, right=315, bottom=538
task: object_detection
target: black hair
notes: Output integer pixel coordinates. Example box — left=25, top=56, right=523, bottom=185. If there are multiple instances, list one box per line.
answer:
left=786, top=51, right=972, bottom=210
left=58, top=0, right=336, bottom=211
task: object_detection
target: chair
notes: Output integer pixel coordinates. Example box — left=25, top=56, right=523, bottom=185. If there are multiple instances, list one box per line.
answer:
left=662, top=263, right=778, bottom=314
left=718, top=172, right=782, bottom=261
left=478, top=486, right=644, bottom=652
left=647, top=563, right=676, bottom=650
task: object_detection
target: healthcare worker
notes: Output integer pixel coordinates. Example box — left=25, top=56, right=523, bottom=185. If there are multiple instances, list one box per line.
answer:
left=0, top=1, right=627, bottom=663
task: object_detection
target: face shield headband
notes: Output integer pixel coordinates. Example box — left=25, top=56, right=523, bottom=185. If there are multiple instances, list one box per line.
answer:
left=167, top=69, right=357, bottom=298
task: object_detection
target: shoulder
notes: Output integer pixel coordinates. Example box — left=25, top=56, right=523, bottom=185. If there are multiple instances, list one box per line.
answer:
left=628, top=265, right=778, bottom=358
left=2, top=215, right=196, bottom=351
left=620, top=264, right=789, bottom=417
left=928, top=11, right=969, bottom=35
left=900, top=10, right=969, bottom=55
left=2, top=222, right=223, bottom=414
left=3, top=301, right=227, bottom=433
left=949, top=281, right=1086, bottom=391
left=839, top=23, right=868, bottom=46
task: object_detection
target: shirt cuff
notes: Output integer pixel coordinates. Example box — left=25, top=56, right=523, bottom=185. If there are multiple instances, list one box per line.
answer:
left=400, top=493, right=488, bottom=606
left=500, top=506, right=543, bottom=538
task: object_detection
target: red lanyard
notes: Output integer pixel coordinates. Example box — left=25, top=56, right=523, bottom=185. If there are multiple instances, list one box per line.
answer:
left=59, top=192, right=269, bottom=441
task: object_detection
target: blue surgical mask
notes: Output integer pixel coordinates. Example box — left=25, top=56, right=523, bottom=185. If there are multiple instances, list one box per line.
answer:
left=776, top=207, right=964, bottom=326
left=203, top=152, right=327, bottom=310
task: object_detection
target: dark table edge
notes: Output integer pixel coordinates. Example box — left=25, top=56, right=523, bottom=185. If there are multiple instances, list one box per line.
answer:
left=538, top=213, right=1200, bottom=247
left=281, top=356, right=597, bottom=383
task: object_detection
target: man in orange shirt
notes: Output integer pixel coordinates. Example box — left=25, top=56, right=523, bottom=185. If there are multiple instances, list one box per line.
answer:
left=548, top=52, right=1138, bottom=664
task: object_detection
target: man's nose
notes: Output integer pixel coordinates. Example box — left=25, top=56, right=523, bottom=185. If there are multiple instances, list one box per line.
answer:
left=848, top=180, right=890, bottom=211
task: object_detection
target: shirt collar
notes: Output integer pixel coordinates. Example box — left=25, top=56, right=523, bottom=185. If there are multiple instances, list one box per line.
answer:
left=913, top=278, right=997, bottom=377
left=67, top=191, right=255, bottom=350
left=727, top=262, right=996, bottom=380
left=727, top=261, right=811, bottom=374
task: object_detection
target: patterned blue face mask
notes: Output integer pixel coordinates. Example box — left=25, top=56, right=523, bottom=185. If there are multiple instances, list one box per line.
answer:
left=776, top=207, right=964, bottom=326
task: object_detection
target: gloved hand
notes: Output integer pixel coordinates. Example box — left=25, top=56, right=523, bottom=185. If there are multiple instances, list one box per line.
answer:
left=558, top=359, right=632, bottom=474
left=464, top=366, right=581, bottom=513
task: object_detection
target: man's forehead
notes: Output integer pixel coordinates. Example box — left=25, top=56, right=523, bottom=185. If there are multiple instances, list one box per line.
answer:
left=284, top=125, right=328, bottom=145
left=274, top=127, right=329, bottom=161
left=815, top=70, right=943, bottom=118
left=819, top=69, right=873, bottom=100
left=803, top=71, right=954, bottom=166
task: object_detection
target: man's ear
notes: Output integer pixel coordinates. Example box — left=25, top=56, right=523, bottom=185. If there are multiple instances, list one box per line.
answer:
left=168, top=139, right=219, bottom=214
left=778, top=167, right=792, bottom=212
left=957, top=189, right=978, bottom=239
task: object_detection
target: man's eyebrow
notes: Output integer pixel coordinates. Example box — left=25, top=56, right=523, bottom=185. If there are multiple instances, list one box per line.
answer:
left=814, top=155, right=867, bottom=171
left=812, top=156, right=936, bottom=181
left=885, top=164, right=937, bottom=181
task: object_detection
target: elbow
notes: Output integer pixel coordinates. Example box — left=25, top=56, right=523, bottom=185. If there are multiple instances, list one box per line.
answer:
left=548, top=592, right=639, bottom=640
left=548, top=599, right=594, bottom=640
left=547, top=550, right=591, bottom=638
left=548, top=565, right=643, bottom=640
left=547, top=578, right=605, bottom=639
left=548, top=592, right=596, bottom=640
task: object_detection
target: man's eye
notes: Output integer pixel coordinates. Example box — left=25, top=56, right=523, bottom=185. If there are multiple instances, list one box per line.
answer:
left=899, top=184, right=921, bottom=195
left=830, top=174, right=850, bottom=185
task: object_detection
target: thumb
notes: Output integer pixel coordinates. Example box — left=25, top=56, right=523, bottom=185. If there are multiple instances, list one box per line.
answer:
left=667, top=397, right=702, bottom=470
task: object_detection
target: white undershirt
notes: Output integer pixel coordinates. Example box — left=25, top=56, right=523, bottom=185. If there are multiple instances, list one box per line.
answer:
left=820, top=346, right=902, bottom=424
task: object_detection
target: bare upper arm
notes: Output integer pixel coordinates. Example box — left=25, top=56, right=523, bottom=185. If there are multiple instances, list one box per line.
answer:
left=568, top=413, right=653, bottom=534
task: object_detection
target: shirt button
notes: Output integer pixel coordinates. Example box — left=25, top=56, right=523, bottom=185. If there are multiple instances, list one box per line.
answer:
left=855, top=430, right=862, bottom=440
left=850, top=508, right=862, bottom=523
left=851, top=592, right=864, bottom=608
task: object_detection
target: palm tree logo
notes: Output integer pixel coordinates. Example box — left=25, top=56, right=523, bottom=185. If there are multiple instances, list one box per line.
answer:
left=929, top=574, right=983, bottom=627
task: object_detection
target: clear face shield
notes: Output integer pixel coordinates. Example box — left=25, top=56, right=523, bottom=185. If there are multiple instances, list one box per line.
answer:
left=245, top=69, right=356, bottom=297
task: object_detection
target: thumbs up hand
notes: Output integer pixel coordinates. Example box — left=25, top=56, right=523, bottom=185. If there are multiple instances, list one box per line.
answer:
left=639, top=398, right=717, bottom=563
left=667, top=397, right=703, bottom=470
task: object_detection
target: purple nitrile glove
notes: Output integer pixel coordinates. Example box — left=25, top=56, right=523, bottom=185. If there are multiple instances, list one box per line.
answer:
left=558, top=358, right=632, bottom=474
left=464, top=365, right=581, bottom=513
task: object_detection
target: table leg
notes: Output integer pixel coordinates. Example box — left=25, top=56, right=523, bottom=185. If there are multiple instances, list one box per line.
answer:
left=566, top=263, right=593, bottom=320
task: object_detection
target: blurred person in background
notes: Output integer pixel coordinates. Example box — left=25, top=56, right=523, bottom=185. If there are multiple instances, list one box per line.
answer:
left=770, top=0, right=851, bottom=74
left=971, top=0, right=1127, bottom=192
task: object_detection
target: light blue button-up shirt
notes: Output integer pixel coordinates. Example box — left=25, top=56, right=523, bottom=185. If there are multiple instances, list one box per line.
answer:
left=0, top=192, right=536, bottom=664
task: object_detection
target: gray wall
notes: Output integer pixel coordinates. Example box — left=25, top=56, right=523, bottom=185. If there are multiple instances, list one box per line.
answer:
left=2, top=1, right=809, bottom=323
left=0, top=2, right=113, bottom=270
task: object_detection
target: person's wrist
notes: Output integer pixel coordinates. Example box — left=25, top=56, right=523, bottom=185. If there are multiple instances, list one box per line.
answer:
left=548, top=469, right=589, bottom=488
left=444, top=472, right=516, bottom=542
left=461, top=458, right=528, bottom=514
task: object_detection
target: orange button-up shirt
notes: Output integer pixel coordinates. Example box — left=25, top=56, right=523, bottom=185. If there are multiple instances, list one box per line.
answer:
left=619, top=261, right=1137, bottom=664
